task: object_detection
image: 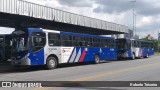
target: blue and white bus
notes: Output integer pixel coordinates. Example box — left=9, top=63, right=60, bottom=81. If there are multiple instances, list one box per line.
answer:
left=139, top=40, right=154, bottom=57
left=116, top=38, right=154, bottom=60
left=11, top=28, right=117, bottom=69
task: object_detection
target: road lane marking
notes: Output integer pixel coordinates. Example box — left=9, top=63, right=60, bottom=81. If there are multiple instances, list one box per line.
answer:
left=72, top=62, right=160, bottom=81
left=31, top=87, right=48, bottom=90
left=30, top=60, right=160, bottom=90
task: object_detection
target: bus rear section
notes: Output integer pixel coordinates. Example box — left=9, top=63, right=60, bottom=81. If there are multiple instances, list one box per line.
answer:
left=116, top=38, right=142, bottom=60
left=116, top=38, right=155, bottom=60
left=0, top=35, right=12, bottom=62
left=11, top=28, right=117, bottom=70
left=116, top=38, right=134, bottom=59
left=139, top=40, right=154, bottom=58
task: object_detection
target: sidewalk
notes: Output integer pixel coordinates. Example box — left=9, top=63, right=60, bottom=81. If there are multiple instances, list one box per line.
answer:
left=154, top=52, right=160, bottom=56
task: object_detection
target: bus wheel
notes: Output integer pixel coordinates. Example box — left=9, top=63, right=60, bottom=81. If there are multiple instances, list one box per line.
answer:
left=94, top=55, right=100, bottom=64
left=131, top=53, right=135, bottom=60
left=46, top=57, right=57, bottom=70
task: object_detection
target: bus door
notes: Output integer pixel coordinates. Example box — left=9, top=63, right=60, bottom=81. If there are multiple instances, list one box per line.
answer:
left=126, top=40, right=132, bottom=57
left=29, top=32, right=46, bottom=65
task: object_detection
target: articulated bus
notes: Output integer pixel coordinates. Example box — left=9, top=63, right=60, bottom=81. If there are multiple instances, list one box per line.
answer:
left=11, top=28, right=116, bottom=69
left=0, top=34, right=12, bottom=62
left=116, top=38, right=154, bottom=60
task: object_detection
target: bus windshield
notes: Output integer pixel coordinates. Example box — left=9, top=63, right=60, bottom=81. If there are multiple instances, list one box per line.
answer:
left=116, top=39, right=126, bottom=52
left=12, top=31, right=28, bottom=53
left=30, top=32, right=46, bottom=52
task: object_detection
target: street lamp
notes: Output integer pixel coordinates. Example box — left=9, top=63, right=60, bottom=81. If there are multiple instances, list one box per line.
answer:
left=158, top=31, right=160, bottom=53
left=134, top=14, right=136, bottom=35
left=131, top=0, right=136, bottom=36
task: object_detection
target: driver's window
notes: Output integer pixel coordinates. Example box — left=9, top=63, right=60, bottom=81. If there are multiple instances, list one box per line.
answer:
left=126, top=40, right=131, bottom=49
left=32, top=37, right=45, bottom=47
left=31, top=32, right=46, bottom=52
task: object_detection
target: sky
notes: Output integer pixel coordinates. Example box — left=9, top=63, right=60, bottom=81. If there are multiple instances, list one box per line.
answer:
left=0, top=0, right=159, bottom=39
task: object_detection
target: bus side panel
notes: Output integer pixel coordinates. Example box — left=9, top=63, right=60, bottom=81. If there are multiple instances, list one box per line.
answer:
left=28, top=49, right=45, bottom=65
left=80, top=47, right=92, bottom=62
left=143, top=48, right=147, bottom=57
left=148, top=48, right=151, bottom=56
left=109, top=48, right=117, bottom=60
left=83, top=47, right=99, bottom=62
left=100, top=48, right=109, bottom=60
left=43, top=47, right=62, bottom=64
left=134, top=48, right=140, bottom=57
left=128, top=49, right=132, bottom=58
left=73, top=47, right=83, bottom=63
left=149, top=48, right=154, bottom=56
left=152, top=48, right=155, bottom=55
left=66, top=47, right=93, bottom=63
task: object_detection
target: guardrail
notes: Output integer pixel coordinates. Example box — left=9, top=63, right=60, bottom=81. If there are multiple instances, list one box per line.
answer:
left=0, top=0, right=128, bottom=33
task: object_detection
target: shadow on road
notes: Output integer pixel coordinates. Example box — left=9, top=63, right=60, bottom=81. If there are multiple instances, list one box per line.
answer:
left=0, top=62, right=110, bottom=74
left=0, top=58, right=138, bottom=74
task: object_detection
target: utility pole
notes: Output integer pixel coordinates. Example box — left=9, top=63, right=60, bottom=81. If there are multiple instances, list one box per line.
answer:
left=135, top=14, right=136, bottom=35
left=131, top=0, right=136, bottom=36
left=158, top=31, right=160, bottom=53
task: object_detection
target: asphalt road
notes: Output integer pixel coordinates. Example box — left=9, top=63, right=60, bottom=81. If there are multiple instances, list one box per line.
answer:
left=0, top=55, right=160, bottom=90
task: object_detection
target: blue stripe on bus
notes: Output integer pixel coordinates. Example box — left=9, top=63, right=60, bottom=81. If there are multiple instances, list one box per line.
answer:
left=68, top=48, right=75, bottom=63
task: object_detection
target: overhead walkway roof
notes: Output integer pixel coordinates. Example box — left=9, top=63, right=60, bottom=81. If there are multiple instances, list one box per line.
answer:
left=0, top=0, right=129, bottom=35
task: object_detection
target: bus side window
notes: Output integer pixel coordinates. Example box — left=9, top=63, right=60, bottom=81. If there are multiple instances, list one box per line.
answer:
left=61, top=35, right=72, bottom=47
left=134, top=41, right=138, bottom=47
left=127, top=40, right=131, bottom=49
left=48, top=33, right=61, bottom=46
left=108, top=39, right=114, bottom=48
left=93, top=38, right=100, bottom=47
left=90, top=37, right=93, bottom=47
left=101, top=38, right=106, bottom=47
left=84, top=37, right=90, bottom=47
left=105, top=39, right=109, bottom=47
left=73, top=36, right=83, bottom=47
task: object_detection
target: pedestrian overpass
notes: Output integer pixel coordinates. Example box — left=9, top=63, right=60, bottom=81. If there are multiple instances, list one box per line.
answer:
left=0, top=0, right=129, bottom=35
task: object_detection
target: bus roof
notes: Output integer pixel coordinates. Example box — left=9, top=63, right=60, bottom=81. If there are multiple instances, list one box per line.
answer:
left=116, top=38, right=135, bottom=40
left=61, top=31, right=114, bottom=39
left=137, top=39, right=153, bottom=42
left=30, top=28, right=114, bottom=39
left=116, top=38, right=153, bottom=43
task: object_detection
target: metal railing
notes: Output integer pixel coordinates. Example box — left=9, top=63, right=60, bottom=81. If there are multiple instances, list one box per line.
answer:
left=0, top=0, right=128, bottom=33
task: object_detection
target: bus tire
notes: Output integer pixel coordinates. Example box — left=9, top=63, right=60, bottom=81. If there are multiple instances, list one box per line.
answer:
left=46, top=57, right=57, bottom=70
left=131, top=53, right=135, bottom=60
left=94, top=55, right=100, bottom=64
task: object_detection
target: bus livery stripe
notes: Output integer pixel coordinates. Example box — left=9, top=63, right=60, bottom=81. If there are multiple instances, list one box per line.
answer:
left=69, top=48, right=77, bottom=63
left=79, top=48, right=86, bottom=62
left=67, top=48, right=75, bottom=63
left=74, top=48, right=81, bottom=62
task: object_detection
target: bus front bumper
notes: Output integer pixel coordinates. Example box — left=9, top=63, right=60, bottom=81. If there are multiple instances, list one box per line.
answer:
left=11, top=56, right=31, bottom=66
